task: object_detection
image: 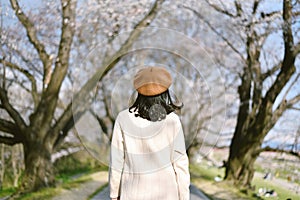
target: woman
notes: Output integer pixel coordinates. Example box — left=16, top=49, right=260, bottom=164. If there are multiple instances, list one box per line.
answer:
left=109, top=66, right=190, bottom=200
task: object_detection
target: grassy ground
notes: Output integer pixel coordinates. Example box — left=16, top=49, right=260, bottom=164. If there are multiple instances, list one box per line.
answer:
left=190, top=163, right=251, bottom=200
left=0, top=150, right=108, bottom=200
left=190, top=160, right=300, bottom=200
left=253, top=176, right=299, bottom=200
left=1, top=149, right=299, bottom=200
left=0, top=171, right=96, bottom=200
left=0, top=188, right=16, bottom=199
left=2, top=165, right=299, bottom=200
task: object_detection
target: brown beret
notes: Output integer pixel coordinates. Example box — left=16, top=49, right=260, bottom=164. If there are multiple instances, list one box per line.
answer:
left=133, top=67, right=172, bottom=96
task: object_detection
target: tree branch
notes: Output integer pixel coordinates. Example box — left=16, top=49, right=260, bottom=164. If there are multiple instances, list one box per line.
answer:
left=1, top=56, right=6, bottom=89
left=9, top=0, right=51, bottom=87
left=252, top=0, right=261, bottom=15
left=245, top=18, right=264, bottom=119
left=47, top=0, right=166, bottom=148
left=203, top=0, right=237, bottom=18
left=260, top=146, right=300, bottom=158
left=182, top=5, right=246, bottom=63
left=260, top=11, right=282, bottom=20
left=282, top=0, right=294, bottom=60
left=45, top=0, right=76, bottom=94
left=0, top=118, right=21, bottom=135
left=30, top=0, right=77, bottom=131
left=100, top=84, right=115, bottom=124
left=282, top=73, right=300, bottom=101
left=0, top=135, right=22, bottom=145
left=260, top=0, right=296, bottom=106
left=89, top=109, right=109, bottom=136
left=11, top=47, right=44, bottom=77
left=293, top=41, right=300, bottom=56
left=287, top=94, right=300, bottom=106
left=290, top=106, right=300, bottom=111
left=260, top=62, right=282, bottom=81
left=266, top=73, right=300, bottom=128
left=269, top=94, right=300, bottom=132
left=0, top=59, right=39, bottom=107
left=0, top=87, right=27, bottom=131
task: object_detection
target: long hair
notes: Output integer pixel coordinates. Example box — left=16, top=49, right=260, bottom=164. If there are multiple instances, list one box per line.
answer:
left=129, top=90, right=183, bottom=122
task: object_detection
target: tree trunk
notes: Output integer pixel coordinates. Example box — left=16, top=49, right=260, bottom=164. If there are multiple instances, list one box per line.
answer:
left=18, top=140, right=54, bottom=194
left=225, top=131, right=262, bottom=189
left=0, top=144, right=5, bottom=189
left=12, top=144, right=24, bottom=187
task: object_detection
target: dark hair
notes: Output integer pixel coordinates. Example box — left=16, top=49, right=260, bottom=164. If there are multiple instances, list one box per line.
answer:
left=129, top=90, right=183, bottom=122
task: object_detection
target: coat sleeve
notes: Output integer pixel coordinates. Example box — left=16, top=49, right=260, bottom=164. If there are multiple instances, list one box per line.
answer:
left=109, top=115, right=124, bottom=199
left=172, top=115, right=190, bottom=200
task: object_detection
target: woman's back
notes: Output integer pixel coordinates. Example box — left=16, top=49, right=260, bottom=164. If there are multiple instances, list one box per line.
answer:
left=110, top=110, right=188, bottom=200
left=109, top=67, right=190, bottom=200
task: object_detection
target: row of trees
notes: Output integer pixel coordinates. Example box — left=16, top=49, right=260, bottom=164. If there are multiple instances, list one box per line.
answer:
left=0, top=0, right=299, bottom=196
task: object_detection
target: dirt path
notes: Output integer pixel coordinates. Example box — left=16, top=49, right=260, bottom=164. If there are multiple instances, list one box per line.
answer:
left=49, top=169, right=300, bottom=200
left=51, top=171, right=108, bottom=200
left=51, top=170, right=210, bottom=200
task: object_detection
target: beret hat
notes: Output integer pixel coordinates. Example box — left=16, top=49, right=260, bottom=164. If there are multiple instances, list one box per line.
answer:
left=133, top=66, right=172, bottom=96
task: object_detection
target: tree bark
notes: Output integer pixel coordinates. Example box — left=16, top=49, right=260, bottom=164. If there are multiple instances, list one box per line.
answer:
left=0, top=144, right=5, bottom=189
left=12, top=144, right=23, bottom=187
left=18, top=139, right=54, bottom=193
left=225, top=127, right=264, bottom=188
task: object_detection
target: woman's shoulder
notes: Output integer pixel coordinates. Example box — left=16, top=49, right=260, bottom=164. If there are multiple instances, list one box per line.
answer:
left=115, top=109, right=137, bottom=122
left=116, top=109, right=130, bottom=119
left=166, top=112, right=181, bottom=123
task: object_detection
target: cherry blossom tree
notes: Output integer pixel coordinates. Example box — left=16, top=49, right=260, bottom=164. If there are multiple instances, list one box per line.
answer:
left=184, top=0, right=300, bottom=189
left=0, top=0, right=164, bottom=195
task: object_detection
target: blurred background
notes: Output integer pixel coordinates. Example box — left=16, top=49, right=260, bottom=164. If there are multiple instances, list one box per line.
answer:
left=0, top=0, right=299, bottom=199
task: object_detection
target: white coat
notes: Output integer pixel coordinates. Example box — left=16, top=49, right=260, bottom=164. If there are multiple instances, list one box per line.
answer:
left=109, top=109, right=190, bottom=200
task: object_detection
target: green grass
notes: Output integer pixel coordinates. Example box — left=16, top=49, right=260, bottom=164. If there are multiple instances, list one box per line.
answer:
left=87, top=182, right=109, bottom=200
left=190, top=163, right=251, bottom=199
left=61, top=175, right=92, bottom=190
left=190, top=164, right=249, bottom=199
left=17, top=187, right=62, bottom=200
left=0, top=187, right=16, bottom=198
left=13, top=172, right=96, bottom=200
left=190, top=162, right=224, bottom=181
left=55, top=164, right=108, bottom=183
left=0, top=169, right=107, bottom=200
left=0, top=150, right=109, bottom=199
left=254, top=157, right=300, bottom=186
left=253, top=177, right=299, bottom=200
left=190, top=162, right=300, bottom=200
